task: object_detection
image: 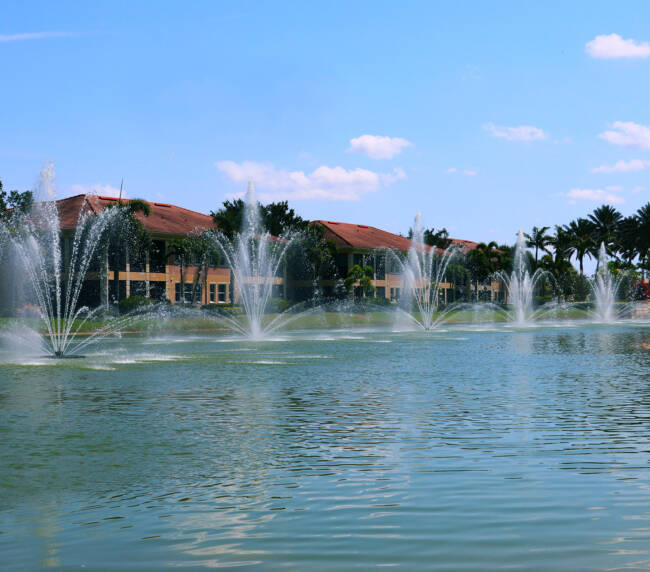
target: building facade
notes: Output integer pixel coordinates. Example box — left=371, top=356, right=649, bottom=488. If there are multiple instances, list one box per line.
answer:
left=54, top=195, right=503, bottom=309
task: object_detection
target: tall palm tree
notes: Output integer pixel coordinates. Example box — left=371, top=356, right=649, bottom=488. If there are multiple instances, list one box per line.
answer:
left=104, top=198, right=151, bottom=303
left=636, top=202, right=650, bottom=278
left=524, top=226, right=553, bottom=264
left=588, top=204, right=623, bottom=257
left=167, top=237, right=192, bottom=304
left=565, top=218, right=595, bottom=275
left=551, top=224, right=572, bottom=265
left=616, top=215, right=639, bottom=265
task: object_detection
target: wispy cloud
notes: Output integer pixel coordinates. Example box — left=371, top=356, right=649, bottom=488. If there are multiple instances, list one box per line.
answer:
left=591, top=159, right=650, bottom=173
left=598, top=121, right=650, bottom=150
left=484, top=122, right=547, bottom=142
left=0, top=31, right=72, bottom=43
left=447, top=167, right=477, bottom=176
left=566, top=188, right=625, bottom=205
left=585, top=33, right=650, bottom=59
left=216, top=160, right=406, bottom=201
left=348, top=134, right=413, bottom=160
left=65, top=183, right=124, bottom=199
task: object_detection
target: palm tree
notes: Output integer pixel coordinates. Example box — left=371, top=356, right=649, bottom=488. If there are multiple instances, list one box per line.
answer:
left=588, top=204, right=623, bottom=257
left=616, top=215, right=639, bottom=265
left=524, top=226, right=553, bottom=264
left=565, top=218, right=595, bottom=275
left=104, top=198, right=151, bottom=304
left=551, top=224, right=572, bottom=265
left=167, top=238, right=192, bottom=304
left=636, top=203, right=650, bottom=278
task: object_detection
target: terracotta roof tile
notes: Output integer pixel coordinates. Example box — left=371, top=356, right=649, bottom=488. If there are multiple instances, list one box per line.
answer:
left=311, top=220, right=480, bottom=253
left=56, top=195, right=216, bottom=236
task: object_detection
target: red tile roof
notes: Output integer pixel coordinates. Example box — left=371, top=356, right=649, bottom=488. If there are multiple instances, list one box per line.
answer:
left=56, top=195, right=216, bottom=236
left=311, top=220, right=480, bottom=253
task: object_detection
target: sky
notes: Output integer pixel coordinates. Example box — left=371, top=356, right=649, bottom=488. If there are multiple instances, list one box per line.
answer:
left=1, top=1, right=650, bottom=245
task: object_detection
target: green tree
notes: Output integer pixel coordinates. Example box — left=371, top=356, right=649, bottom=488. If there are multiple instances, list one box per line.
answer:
left=616, top=215, right=639, bottom=264
left=167, top=237, right=192, bottom=304
left=211, top=198, right=308, bottom=238
left=565, top=218, right=595, bottom=275
left=636, top=203, right=650, bottom=278
left=524, top=225, right=553, bottom=264
left=104, top=198, right=151, bottom=304
left=344, top=264, right=374, bottom=297
left=0, top=179, right=33, bottom=230
left=588, top=204, right=623, bottom=256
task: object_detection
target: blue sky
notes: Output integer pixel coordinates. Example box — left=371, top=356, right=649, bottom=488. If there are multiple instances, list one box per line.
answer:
left=1, top=1, right=650, bottom=245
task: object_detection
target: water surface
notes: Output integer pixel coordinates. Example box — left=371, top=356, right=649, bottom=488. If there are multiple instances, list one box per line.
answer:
left=2, top=324, right=650, bottom=569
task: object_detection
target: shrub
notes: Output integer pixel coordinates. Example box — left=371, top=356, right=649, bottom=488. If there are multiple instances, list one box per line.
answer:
left=118, top=295, right=154, bottom=314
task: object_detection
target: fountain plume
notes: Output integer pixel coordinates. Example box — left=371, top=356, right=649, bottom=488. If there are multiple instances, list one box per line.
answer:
left=389, top=212, right=458, bottom=330
left=8, top=165, right=142, bottom=357
left=590, top=243, right=626, bottom=323
left=495, top=230, right=549, bottom=325
left=204, top=181, right=303, bottom=338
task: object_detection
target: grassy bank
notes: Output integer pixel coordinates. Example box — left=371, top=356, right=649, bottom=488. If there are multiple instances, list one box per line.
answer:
left=0, top=305, right=601, bottom=337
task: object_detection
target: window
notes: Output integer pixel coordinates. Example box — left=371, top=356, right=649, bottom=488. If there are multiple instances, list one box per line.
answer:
left=175, top=282, right=201, bottom=304
left=336, top=254, right=348, bottom=277
left=150, top=281, right=166, bottom=300
left=375, top=254, right=386, bottom=280
left=131, top=280, right=147, bottom=297
left=218, top=283, right=226, bottom=303
left=376, top=286, right=386, bottom=299
left=150, top=240, right=166, bottom=273
left=209, top=283, right=216, bottom=303
left=388, top=256, right=402, bottom=274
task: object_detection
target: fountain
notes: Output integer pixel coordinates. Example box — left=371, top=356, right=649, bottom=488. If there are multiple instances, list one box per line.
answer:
left=590, top=242, right=626, bottom=323
left=204, top=182, right=310, bottom=338
left=495, top=230, right=549, bottom=326
left=7, top=164, right=139, bottom=357
left=388, top=212, right=457, bottom=330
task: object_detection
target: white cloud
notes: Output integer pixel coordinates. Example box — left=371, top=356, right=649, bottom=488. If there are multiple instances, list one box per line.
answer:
left=348, top=134, right=413, bottom=159
left=484, top=122, right=548, bottom=142
left=591, top=159, right=650, bottom=173
left=585, top=33, right=650, bottom=59
left=447, top=167, right=477, bottom=176
left=632, top=186, right=646, bottom=194
left=598, top=122, right=650, bottom=150
left=605, top=185, right=623, bottom=192
left=65, top=183, right=125, bottom=199
left=0, top=31, right=71, bottom=43
left=216, top=160, right=405, bottom=201
left=566, top=188, right=625, bottom=205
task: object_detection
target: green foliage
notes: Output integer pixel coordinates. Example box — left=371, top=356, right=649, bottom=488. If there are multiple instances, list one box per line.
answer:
left=408, top=226, right=452, bottom=249
left=210, top=198, right=308, bottom=238
left=0, top=179, right=34, bottom=230
left=118, top=295, right=153, bottom=314
left=524, top=226, right=553, bottom=263
left=102, top=198, right=152, bottom=303
left=344, top=264, right=374, bottom=296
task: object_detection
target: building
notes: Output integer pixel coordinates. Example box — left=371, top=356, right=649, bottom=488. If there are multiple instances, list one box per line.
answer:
left=52, top=195, right=502, bottom=309
left=310, top=220, right=503, bottom=303
left=57, top=194, right=231, bottom=307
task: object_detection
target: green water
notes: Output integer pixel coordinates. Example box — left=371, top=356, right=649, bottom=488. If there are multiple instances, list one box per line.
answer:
left=2, top=324, right=650, bottom=570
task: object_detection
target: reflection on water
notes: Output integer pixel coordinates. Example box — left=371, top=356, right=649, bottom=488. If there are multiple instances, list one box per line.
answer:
left=1, top=325, right=650, bottom=569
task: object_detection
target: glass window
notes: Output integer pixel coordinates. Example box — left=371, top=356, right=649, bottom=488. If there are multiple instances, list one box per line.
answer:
left=218, top=284, right=226, bottom=303
left=375, top=254, right=386, bottom=280
left=209, top=283, right=216, bottom=303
